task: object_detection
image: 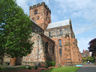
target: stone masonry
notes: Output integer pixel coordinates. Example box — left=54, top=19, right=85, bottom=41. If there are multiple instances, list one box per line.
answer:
left=45, top=20, right=82, bottom=65
left=28, top=2, right=82, bottom=65
left=4, top=2, right=82, bottom=66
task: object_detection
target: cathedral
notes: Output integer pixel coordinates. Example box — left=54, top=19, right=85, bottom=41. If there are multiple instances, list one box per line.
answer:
left=4, top=2, right=82, bottom=66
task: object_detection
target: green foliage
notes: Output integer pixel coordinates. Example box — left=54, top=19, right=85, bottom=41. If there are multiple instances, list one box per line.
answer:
left=0, top=65, right=28, bottom=71
left=0, top=0, right=33, bottom=59
left=88, top=38, right=96, bottom=51
left=25, top=65, right=33, bottom=70
left=82, top=56, right=95, bottom=63
left=34, top=65, right=38, bottom=70
left=0, top=67, right=1, bottom=70
left=0, top=0, right=8, bottom=65
left=45, top=61, right=56, bottom=67
left=50, top=61, right=56, bottom=66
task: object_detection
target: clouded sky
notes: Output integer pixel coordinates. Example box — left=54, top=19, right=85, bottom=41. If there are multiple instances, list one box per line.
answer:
left=16, top=0, right=96, bottom=53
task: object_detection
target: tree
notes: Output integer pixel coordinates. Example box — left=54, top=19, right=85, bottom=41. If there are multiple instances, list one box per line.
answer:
left=0, top=30, right=5, bottom=65
left=87, top=56, right=95, bottom=63
left=89, top=38, right=96, bottom=51
left=0, top=0, right=7, bottom=65
left=88, top=38, right=96, bottom=63
left=0, top=0, right=33, bottom=65
left=82, top=56, right=95, bottom=63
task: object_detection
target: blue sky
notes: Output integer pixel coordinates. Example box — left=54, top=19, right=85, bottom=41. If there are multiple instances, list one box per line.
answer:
left=16, top=0, right=96, bottom=53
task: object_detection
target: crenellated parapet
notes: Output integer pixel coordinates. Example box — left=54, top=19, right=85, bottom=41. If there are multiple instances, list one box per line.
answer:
left=30, top=2, right=51, bottom=13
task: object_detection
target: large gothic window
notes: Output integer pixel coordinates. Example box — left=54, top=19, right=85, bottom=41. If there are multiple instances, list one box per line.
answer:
left=45, top=42, right=48, bottom=53
left=59, top=39, right=62, bottom=47
left=51, top=45, right=54, bottom=54
left=59, top=48, right=62, bottom=56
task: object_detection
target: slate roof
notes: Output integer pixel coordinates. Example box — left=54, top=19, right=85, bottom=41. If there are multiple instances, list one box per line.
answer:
left=47, top=19, right=71, bottom=29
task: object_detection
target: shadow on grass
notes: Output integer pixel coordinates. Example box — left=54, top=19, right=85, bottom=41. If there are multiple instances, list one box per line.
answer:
left=0, top=66, right=27, bottom=72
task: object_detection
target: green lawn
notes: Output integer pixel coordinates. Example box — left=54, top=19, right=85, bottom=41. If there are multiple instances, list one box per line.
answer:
left=0, top=66, right=26, bottom=71
left=41, top=66, right=80, bottom=72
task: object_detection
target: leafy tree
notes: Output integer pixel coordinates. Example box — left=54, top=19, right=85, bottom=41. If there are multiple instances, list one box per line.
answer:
left=82, top=56, right=95, bottom=63
left=0, top=0, right=33, bottom=65
left=0, top=30, right=5, bottom=65
left=89, top=38, right=96, bottom=51
left=88, top=38, right=96, bottom=63
left=0, top=0, right=7, bottom=65
left=87, top=56, right=95, bottom=63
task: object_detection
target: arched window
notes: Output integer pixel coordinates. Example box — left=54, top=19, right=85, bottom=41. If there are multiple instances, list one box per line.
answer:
left=45, top=42, right=48, bottom=53
left=59, top=48, right=62, bottom=56
left=59, top=39, right=62, bottom=47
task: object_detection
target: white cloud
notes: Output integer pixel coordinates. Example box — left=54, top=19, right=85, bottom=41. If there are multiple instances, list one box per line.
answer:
left=16, top=0, right=37, bottom=14
left=74, top=23, right=96, bottom=35
left=54, top=0, right=96, bottom=22
left=51, top=14, right=59, bottom=22
left=16, top=0, right=96, bottom=22
left=78, top=37, right=96, bottom=52
left=16, top=0, right=28, bottom=14
left=78, top=38, right=90, bottom=52
left=16, top=0, right=96, bottom=53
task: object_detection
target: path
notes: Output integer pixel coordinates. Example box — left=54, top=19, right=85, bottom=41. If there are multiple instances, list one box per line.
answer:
left=77, top=64, right=96, bottom=72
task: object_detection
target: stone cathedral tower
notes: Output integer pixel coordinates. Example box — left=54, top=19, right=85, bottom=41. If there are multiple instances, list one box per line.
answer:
left=29, top=2, right=51, bottom=30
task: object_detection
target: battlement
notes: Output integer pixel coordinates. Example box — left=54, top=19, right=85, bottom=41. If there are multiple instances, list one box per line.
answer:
left=30, top=2, right=51, bottom=13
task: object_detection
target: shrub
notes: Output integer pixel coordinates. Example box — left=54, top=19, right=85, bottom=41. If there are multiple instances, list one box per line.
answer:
left=34, top=65, right=38, bottom=70
left=28, top=66, right=33, bottom=70
left=0, top=67, right=1, bottom=70
left=45, top=61, right=56, bottom=67
left=20, top=66, right=26, bottom=69
left=51, top=61, right=56, bottom=66
left=25, top=65, right=33, bottom=70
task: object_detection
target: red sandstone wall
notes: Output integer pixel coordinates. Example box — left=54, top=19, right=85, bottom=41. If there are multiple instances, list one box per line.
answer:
left=29, top=2, right=51, bottom=30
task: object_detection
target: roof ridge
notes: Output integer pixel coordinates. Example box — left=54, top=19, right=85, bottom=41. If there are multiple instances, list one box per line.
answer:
left=47, top=19, right=70, bottom=29
left=49, top=19, right=70, bottom=24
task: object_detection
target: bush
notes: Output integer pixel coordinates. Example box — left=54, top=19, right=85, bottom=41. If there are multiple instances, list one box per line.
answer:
left=45, top=65, right=48, bottom=68
left=45, top=61, right=56, bottom=67
left=25, top=65, right=33, bottom=70
left=28, top=66, right=33, bottom=70
left=0, top=67, right=1, bottom=70
left=20, top=66, right=26, bottom=69
left=51, top=61, right=56, bottom=66
left=34, top=65, right=38, bottom=70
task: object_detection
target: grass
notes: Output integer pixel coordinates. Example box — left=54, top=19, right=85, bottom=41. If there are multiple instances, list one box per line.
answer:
left=0, top=65, right=37, bottom=72
left=41, top=66, right=80, bottom=72
left=0, top=65, right=27, bottom=71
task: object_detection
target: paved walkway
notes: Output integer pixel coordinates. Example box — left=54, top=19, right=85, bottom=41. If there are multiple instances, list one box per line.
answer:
left=78, top=64, right=96, bottom=72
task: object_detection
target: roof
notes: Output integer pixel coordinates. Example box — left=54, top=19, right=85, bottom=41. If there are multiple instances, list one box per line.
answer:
left=47, top=19, right=71, bottom=29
